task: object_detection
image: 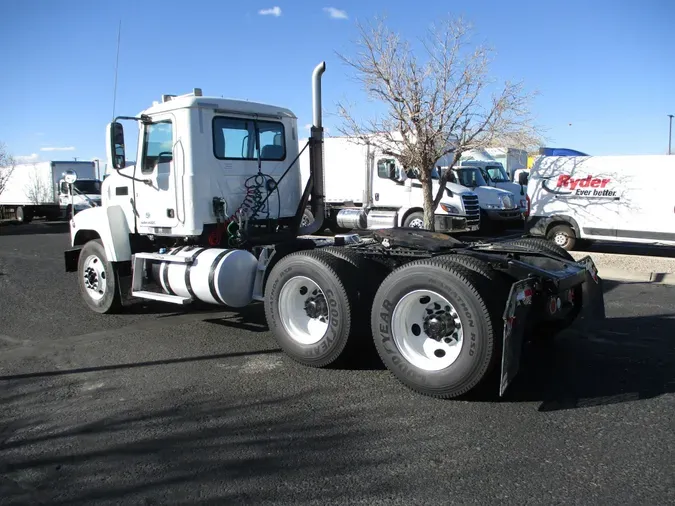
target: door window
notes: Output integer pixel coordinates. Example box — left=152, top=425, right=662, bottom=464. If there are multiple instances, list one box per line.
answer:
left=377, top=158, right=398, bottom=179
left=141, top=121, right=173, bottom=174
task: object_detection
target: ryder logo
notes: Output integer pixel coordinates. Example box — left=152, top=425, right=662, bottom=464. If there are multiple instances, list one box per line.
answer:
left=542, top=175, right=618, bottom=198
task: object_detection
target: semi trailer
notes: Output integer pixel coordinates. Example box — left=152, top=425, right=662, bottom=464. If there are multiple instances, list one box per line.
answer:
left=63, top=62, right=605, bottom=399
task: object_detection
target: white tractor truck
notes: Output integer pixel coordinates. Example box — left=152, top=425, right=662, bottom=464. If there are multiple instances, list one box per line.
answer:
left=64, top=62, right=605, bottom=399
left=298, top=135, right=481, bottom=234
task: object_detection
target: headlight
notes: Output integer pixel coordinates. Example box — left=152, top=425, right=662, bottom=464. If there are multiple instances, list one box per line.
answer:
left=484, top=204, right=500, bottom=210
left=499, top=194, right=514, bottom=209
left=439, top=203, right=459, bottom=214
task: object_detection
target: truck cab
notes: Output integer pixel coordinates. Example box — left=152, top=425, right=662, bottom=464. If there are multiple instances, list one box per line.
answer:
left=370, top=157, right=480, bottom=232
left=457, top=159, right=528, bottom=215
left=446, top=165, right=522, bottom=230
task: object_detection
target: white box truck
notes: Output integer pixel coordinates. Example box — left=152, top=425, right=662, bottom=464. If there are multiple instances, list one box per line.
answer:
left=299, top=136, right=481, bottom=233
left=483, top=147, right=528, bottom=180
left=0, top=160, right=102, bottom=223
left=525, top=154, right=675, bottom=250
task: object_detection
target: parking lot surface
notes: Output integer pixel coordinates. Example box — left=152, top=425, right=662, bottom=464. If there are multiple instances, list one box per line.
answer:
left=1, top=222, right=674, bottom=505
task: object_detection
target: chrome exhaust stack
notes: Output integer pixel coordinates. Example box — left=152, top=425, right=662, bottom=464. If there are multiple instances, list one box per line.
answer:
left=298, top=61, right=326, bottom=235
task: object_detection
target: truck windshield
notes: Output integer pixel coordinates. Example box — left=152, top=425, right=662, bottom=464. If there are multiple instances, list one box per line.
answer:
left=484, top=165, right=509, bottom=182
left=453, top=168, right=487, bottom=187
left=73, top=180, right=101, bottom=195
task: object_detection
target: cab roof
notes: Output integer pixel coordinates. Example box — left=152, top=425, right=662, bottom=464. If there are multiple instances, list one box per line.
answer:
left=140, top=93, right=297, bottom=120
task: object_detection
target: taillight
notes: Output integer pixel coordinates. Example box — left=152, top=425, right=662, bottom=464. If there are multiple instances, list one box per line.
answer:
left=524, top=194, right=531, bottom=218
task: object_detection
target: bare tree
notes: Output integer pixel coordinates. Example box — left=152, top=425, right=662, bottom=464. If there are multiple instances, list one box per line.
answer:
left=0, top=142, right=15, bottom=197
left=336, top=16, right=542, bottom=229
left=24, top=163, right=52, bottom=204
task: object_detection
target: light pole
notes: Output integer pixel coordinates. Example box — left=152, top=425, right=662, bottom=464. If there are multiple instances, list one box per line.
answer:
left=669, top=114, right=673, bottom=155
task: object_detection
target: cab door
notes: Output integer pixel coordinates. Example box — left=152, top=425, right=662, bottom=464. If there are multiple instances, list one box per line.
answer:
left=371, top=157, right=411, bottom=206
left=134, top=115, right=180, bottom=230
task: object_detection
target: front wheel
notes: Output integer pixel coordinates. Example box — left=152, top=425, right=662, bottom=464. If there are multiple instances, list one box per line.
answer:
left=546, top=224, right=576, bottom=251
left=403, top=211, right=425, bottom=229
left=300, top=208, right=314, bottom=228
left=371, top=259, right=501, bottom=399
left=77, top=239, right=122, bottom=314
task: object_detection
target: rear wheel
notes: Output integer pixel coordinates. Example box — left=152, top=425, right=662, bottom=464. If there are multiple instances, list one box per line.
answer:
left=264, top=250, right=358, bottom=368
left=15, top=206, right=33, bottom=224
left=503, top=237, right=574, bottom=261
left=77, top=239, right=122, bottom=314
left=371, top=258, right=501, bottom=398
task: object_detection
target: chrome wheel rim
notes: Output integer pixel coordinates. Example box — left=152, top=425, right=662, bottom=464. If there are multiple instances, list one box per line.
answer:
left=278, top=276, right=329, bottom=345
left=83, top=254, right=107, bottom=301
left=391, top=289, right=463, bottom=371
left=408, top=218, right=424, bottom=228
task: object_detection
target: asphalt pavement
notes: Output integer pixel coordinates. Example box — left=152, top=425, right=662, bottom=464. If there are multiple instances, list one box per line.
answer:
left=1, top=221, right=674, bottom=505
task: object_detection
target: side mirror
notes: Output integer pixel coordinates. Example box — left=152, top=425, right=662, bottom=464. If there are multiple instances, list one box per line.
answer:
left=64, top=170, right=77, bottom=184
left=518, top=172, right=529, bottom=186
left=106, top=121, right=126, bottom=170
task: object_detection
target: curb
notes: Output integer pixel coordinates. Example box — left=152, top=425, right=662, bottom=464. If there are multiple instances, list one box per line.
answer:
left=598, top=268, right=675, bottom=285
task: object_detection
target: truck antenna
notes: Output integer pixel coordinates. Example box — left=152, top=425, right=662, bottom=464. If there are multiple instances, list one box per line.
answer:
left=111, top=20, right=122, bottom=122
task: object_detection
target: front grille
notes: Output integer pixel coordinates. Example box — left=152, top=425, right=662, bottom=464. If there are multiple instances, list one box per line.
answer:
left=461, top=194, right=480, bottom=225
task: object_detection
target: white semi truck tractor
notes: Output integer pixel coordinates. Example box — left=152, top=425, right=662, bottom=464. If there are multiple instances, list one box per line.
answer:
left=63, top=62, right=606, bottom=399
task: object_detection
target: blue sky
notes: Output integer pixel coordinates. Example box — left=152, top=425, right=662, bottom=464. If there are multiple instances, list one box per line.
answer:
left=1, top=0, right=672, bottom=167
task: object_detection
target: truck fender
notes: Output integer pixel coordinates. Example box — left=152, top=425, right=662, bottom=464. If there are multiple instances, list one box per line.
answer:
left=71, top=205, right=131, bottom=262
left=397, top=206, right=417, bottom=227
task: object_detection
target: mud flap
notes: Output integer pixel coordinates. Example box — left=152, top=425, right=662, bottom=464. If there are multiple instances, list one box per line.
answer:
left=575, top=255, right=606, bottom=322
left=500, top=279, right=536, bottom=396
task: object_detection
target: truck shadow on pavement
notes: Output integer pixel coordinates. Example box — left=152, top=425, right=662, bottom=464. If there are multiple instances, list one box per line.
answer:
left=0, top=221, right=70, bottom=236
left=0, top=348, right=283, bottom=382
left=0, top=386, right=397, bottom=505
left=506, top=311, right=675, bottom=411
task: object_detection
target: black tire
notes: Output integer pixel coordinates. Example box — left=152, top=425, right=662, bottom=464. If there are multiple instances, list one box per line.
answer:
left=403, top=211, right=426, bottom=229
left=321, top=246, right=391, bottom=325
left=441, top=253, right=512, bottom=309
left=371, top=258, right=502, bottom=399
left=15, top=206, right=32, bottom=224
left=264, top=249, right=358, bottom=368
left=502, top=237, right=574, bottom=261
left=301, top=208, right=314, bottom=228
left=77, top=239, right=122, bottom=314
left=546, top=224, right=576, bottom=251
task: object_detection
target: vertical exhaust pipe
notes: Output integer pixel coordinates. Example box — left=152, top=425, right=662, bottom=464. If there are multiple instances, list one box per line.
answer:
left=298, top=61, right=326, bottom=235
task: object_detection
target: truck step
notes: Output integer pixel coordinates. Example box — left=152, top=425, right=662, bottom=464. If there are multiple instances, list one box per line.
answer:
left=131, top=290, right=192, bottom=305
left=133, top=252, right=193, bottom=263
